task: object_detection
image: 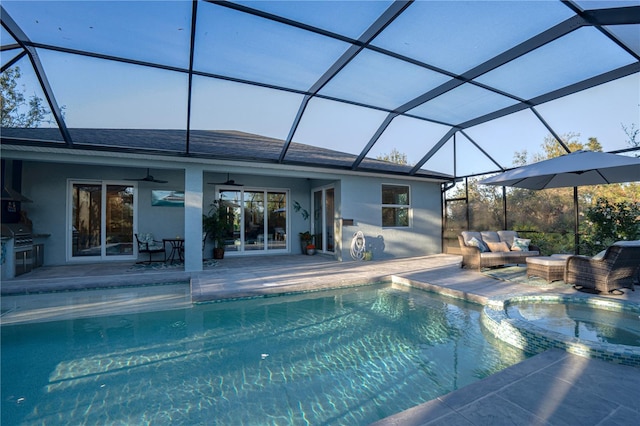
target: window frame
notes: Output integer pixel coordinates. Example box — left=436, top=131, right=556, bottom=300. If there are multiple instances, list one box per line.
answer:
left=381, top=183, right=411, bottom=228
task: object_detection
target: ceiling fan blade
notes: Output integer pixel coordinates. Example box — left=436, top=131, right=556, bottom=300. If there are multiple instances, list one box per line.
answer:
left=145, top=176, right=168, bottom=184
left=124, top=169, right=167, bottom=183
left=207, top=173, right=243, bottom=186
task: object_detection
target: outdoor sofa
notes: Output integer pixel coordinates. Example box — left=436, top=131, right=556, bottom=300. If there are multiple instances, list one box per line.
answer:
left=565, top=241, right=640, bottom=294
left=458, top=230, right=541, bottom=271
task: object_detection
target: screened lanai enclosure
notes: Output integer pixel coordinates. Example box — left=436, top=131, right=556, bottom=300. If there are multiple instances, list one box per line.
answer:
left=1, top=0, right=639, bottom=264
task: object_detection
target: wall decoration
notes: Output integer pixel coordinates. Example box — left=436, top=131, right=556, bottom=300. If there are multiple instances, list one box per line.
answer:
left=151, top=190, right=184, bottom=207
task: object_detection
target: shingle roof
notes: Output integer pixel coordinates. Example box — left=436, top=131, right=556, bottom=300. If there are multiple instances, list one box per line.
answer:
left=1, top=127, right=453, bottom=180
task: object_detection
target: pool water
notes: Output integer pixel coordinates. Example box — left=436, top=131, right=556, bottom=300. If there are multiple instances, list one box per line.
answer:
left=2, top=284, right=528, bottom=425
left=506, top=302, right=640, bottom=347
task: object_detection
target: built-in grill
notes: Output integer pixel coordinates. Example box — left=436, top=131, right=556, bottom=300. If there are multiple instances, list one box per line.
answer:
left=1, top=223, right=33, bottom=276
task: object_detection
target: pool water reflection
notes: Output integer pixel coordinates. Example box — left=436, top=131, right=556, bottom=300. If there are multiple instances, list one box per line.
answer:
left=507, top=302, right=640, bottom=347
left=2, top=284, right=528, bottom=425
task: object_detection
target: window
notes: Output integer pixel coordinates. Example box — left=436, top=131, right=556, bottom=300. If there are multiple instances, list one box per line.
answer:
left=382, top=184, right=410, bottom=227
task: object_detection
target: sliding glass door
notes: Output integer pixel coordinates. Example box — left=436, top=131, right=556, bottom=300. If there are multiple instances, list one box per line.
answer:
left=69, top=181, right=135, bottom=260
left=217, top=187, right=288, bottom=253
left=312, top=186, right=335, bottom=253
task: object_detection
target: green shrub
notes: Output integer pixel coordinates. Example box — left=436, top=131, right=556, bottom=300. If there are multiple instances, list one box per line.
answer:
left=580, top=198, right=640, bottom=256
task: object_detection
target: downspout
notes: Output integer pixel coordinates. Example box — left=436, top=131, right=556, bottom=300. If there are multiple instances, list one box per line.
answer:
left=441, top=180, right=457, bottom=253
left=574, top=187, right=580, bottom=255
left=503, top=186, right=507, bottom=231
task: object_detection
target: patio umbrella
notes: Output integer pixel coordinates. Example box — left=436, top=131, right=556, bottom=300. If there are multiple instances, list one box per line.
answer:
left=479, top=150, right=640, bottom=254
left=479, top=150, right=640, bottom=189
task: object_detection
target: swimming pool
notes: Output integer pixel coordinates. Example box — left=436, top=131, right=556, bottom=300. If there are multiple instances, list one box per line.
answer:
left=2, top=284, right=528, bottom=425
left=506, top=300, right=640, bottom=347
left=482, top=295, right=640, bottom=367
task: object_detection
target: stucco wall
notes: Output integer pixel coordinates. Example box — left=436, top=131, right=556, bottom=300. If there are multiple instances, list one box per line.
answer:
left=19, top=161, right=441, bottom=266
left=338, top=176, right=442, bottom=261
left=22, top=161, right=186, bottom=265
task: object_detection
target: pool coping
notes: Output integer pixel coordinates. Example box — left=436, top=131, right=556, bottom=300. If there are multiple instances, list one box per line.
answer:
left=481, top=294, right=640, bottom=368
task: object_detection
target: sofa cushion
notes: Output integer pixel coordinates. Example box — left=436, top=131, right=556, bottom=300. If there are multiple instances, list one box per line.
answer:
left=497, top=230, right=518, bottom=248
left=482, top=250, right=540, bottom=260
left=612, top=240, right=640, bottom=247
left=486, top=241, right=510, bottom=252
left=461, top=231, right=482, bottom=244
left=481, top=231, right=500, bottom=244
left=511, top=237, right=531, bottom=251
left=467, top=237, right=489, bottom=252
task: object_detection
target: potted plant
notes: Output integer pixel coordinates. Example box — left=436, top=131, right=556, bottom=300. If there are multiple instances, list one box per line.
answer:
left=203, top=200, right=234, bottom=259
left=306, top=243, right=316, bottom=255
left=299, top=231, right=313, bottom=254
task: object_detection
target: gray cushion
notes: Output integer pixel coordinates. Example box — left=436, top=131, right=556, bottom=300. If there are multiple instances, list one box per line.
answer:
left=467, top=237, right=489, bottom=252
left=461, top=231, right=482, bottom=243
left=612, top=240, right=640, bottom=247
left=498, top=230, right=518, bottom=248
left=480, top=231, right=500, bottom=243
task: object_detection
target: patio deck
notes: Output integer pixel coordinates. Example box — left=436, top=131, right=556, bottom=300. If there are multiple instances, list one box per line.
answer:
left=2, top=254, right=639, bottom=425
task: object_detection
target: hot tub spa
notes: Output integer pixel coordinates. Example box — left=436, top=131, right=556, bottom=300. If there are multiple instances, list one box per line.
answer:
left=481, top=295, right=640, bottom=367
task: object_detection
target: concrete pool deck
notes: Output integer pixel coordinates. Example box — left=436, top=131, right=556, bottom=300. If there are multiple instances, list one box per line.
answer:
left=2, top=254, right=639, bottom=425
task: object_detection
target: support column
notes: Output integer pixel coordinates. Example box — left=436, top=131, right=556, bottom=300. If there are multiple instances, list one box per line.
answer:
left=184, top=165, right=204, bottom=272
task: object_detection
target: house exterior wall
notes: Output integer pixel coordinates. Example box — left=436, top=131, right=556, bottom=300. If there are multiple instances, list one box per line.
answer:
left=21, top=161, right=187, bottom=265
left=338, top=176, right=442, bottom=261
left=16, top=160, right=442, bottom=266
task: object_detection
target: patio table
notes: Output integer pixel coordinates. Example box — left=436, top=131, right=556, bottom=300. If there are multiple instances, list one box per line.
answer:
left=163, top=238, right=184, bottom=264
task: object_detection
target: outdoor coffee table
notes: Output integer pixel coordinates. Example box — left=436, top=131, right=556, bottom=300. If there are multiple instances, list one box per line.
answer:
left=526, top=254, right=571, bottom=283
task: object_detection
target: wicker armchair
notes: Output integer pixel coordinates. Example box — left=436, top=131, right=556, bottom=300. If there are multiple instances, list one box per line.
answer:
left=565, top=241, right=640, bottom=293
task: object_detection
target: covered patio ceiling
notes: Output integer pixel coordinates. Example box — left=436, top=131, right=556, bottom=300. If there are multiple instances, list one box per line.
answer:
left=1, top=0, right=639, bottom=179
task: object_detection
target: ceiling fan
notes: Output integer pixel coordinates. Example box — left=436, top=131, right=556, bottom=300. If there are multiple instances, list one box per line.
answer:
left=124, top=168, right=168, bottom=184
left=208, top=173, right=243, bottom=186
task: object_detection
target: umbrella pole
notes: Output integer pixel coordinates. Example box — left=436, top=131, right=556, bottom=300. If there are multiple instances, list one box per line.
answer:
left=574, top=186, right=579, bottom=255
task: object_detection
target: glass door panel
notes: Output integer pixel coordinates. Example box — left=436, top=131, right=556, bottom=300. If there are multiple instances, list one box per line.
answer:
left=313, top=190, right=323, bottom=251
left=312, top=186, right=335, bottom=254
left=72, top=183, right=102, bottom=257
left=105, top=185, right=134, bottom=256
left=325, top=188, right=335, bottom=252
left=244, top=190, right=265, bottom=251
left=219, top=189, right=242, bottom=252
left=268, top=192, right=287, bottom=250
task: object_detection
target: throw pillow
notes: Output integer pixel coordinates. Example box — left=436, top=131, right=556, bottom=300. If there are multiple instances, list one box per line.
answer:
left=511, top=237, right=531, bottom=251
left=486, top=241, right=510, bottom=252
left=467, top=237, right=489, bottom=252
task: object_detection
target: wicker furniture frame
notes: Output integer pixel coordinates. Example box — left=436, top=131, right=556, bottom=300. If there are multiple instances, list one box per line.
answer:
left=526, top=256, right=566, bottom=282
left=458, top=234, right=541, bottom=271
left=565, top=243, right=640, bottom=293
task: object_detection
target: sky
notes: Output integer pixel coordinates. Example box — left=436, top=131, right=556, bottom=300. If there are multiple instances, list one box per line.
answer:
left=2, top=0, right=639, bottom=177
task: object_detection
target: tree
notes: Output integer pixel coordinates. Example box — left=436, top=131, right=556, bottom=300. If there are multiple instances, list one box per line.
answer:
left=622, top=123, right=639, bottom=156
left=377, top=148, right=409, bottom=165
left=1, top=66, right=50, bottom=127
left=449, top=133, right=640, bottom=255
